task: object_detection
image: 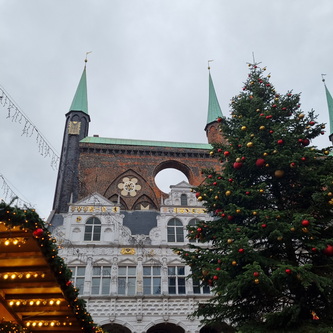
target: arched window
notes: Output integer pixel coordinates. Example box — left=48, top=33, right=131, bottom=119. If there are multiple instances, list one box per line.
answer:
left=180, top=194, right=187, bottom=206
left=167, top=218, right=184, bottom=242
left=84, top=217, right=101, bottom=241
left=188, top=218, right=200, bottom=243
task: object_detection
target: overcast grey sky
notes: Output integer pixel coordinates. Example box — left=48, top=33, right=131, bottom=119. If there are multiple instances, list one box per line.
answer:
left=1, top=0, right=332, bottom=219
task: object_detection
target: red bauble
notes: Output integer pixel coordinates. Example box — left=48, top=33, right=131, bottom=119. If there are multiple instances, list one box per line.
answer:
left=301, top=157, right=306, bottom=161
left=227, top=215, right=234, bottom=221
left=238, top=248, right=245, bottom=253
left=245, top=191, right=250, bottom=195
left=224, top=151, right=230, bottom=156
left=213, top=275, right=219, bottom=280
left=233, top=162, right=243, bottom=169
left=285, top=269, right=292, bottom=274
left=66, top=281, right=72, bottom=286
left=197, top=227, right=202, bottom=232
left=261, top=224, right=267, bottom=228
left=195, top=192, right=201, bottom=198
left=302, top=138, right=310, bottom=146
left=277, top=139, right=284, bottom=145
left=216, top=267, right=221, bottom=271
left=301, top=219, right=310, bottom=227
left=266, top=115, right=272, bottom=119
left=228, top=178, right=233, bottom=182
left=272, top=104, right=277, bottom=108
left=207, top=175, right=213, bottom=179
left=253, top=272, right=260, bottom=277
left=213, top=182, right=217, bottom=186
left=255, top=158, right=265, bottom=167
left=33, top=228, right=44, bottom=237
left=323, top=245, right=333, bottom=256
left=218, top=148, right=223, bottom=152
left=217, top=117, right=222, bottom=123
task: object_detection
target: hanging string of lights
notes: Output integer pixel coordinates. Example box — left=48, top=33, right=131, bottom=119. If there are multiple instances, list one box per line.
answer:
left=0, top=85, right=60, bottom=170
left=0, top=174, right=33, bottom=208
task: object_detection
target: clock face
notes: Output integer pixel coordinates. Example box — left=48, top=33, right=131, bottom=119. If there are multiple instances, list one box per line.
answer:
left=117, top=177, right=141, bottom=196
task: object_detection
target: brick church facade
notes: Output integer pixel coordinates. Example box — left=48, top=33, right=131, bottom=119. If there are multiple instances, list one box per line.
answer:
left=49, top=63, right=232, bottom=333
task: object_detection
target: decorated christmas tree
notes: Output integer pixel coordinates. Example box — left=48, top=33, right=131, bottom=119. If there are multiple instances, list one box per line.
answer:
left=178, top=64, right=333, bottom=332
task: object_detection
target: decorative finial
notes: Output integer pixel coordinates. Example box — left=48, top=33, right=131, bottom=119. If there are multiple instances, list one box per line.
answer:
left=322, top=74, right=327, bottom=83
left=247, top=52, right=262, bottom=68
left=208, top=59, right=214, bottom=70
left=85, top=51, right=92, bottom=63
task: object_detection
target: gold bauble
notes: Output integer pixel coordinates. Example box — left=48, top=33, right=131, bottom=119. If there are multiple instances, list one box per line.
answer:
left=328, top=192, right=333, bottom=197
left=274, top=170, right=285, bottom=178
left=263, top=152, right=268, bottom=156
left=254, top=279, right=260, bottom=284
left=198, top=196, right=203, bottom=201
left=252, top=211, right=257, bottom=216
left=259, top=126, right=265, bottom=130
left=214, top=196, right=219, bottom=200
left=298, top=113, right=305, bottom=119
left=232, top=261, right=237, bottom=266
left=277, top=236, right=283, bottom=241
left=236, top=209, right=241, bottom=213
left=290, top=227, right=295, bottom=232
left=324, top=151, right=329, bottom=155
left=247, top=142, right=254, bottom=148
left=210, top=151, right=214, bottom=156
left=227, top=239, right=233, bottom=244
left=241, top=126, right=247, bottom=131
left=236, top=157, right=242, bottom=163
left=225, top=190, right=231, bottom=196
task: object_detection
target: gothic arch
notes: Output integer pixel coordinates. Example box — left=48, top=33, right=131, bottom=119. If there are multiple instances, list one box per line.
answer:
left=154, top=160, right=194, bottom=185
left=133, top=194, right=157, bottom=210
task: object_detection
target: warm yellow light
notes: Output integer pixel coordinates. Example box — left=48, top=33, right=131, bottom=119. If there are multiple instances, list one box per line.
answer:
left=41, top=273, right=45, bottom=278
left=36, top=300, right=41, bottom=305
left=49, top=300, right=54, bottom=305
left=4, top=239, right=10, bottom=246
left=56, top=300, right=61, bottom=305
left=15, top=301, right=20, bottom=306
left=29, top=300, right=34, bottom=306
left=9, top=301, right=14, bottom=306
left=13, top=239, right=18, bottom=245
left=26, top=273, right=31, bottom=279
left=50, top=322, right=55, bottom=327
left=33, top=273, right=38, bottom=278
left=11, top=274, right=16, bottom=279
left=26, top=322, right=31, bottom=327
left=3, top=274, right=9, bottom=279
left=38, top=322, right=43, bottom=327
left=32, top=322, right=37, bottom=327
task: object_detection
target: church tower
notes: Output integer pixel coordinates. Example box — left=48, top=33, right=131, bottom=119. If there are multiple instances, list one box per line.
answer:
left=52, top=63, right=90, bottom=214
left=204, top=68, right=225, bottom=144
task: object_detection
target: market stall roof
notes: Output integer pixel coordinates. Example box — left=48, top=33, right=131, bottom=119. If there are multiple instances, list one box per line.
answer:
left=0, top=203, right=103, bottom=333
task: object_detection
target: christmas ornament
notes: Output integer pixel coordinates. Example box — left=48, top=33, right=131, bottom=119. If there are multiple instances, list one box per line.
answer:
left=225, top=190, right=231, bottom=196
left=233, top=162, right=243, bottom=169
left=232, top=261, right=237, bottom=266
left=241, top=126, right=247, bottom=131
left=238, top=248, right=244, bottom=253
left=247, top=142, right=254, bottom=148
left=274, top=170, right=285, bottom=178
left=302, top=138, right=310, bottom=146
left=301, top=220, right=310, bottom=227
left=224, top=151, right=230, bottom=156
left=255, top=158, right=265, bottom=167
left=254, top=278, right=260, bottom=284
left=253, top=272, right=260, bottom=277
left=323, top=245, right=333, bottom=256
left=285, top=269, right=292, bottom=274
left=33, top=228, right=44, bottom=237
left=277, top=139, right=284, bottom=145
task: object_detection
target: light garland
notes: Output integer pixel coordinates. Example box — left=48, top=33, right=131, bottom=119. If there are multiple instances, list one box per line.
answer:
left=0, top=237, right=28, bottom=247
left=0, top=85, right=59, bottom=170
left=8, top=299, right=62, bottom=307
left=0, top=272, right=46, bottom=280
left=25, top=320, right=72, bottom=327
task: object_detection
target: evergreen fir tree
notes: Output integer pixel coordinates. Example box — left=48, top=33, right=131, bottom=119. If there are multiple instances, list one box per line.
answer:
left=178, top=64, right=333, bottom=332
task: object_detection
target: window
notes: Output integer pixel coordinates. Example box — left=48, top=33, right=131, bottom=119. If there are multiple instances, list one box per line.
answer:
left=180, top=194, right=187, bottom=206
left=84, top=217, right=101, bottom=241
left=167, top=218, right=184, bottom=242
left=69, top=266, right=85, bottom=293
left=143, top=266, right=161, bottom=295
left=168, top=266, right=186, bottom=294
left=91, top=266, right=111, bottom=295
left=188, top=218, right=200, bottom=243
left=118, top=266, right=136, bottom=295
left=193, top=278, right=210, bottom=294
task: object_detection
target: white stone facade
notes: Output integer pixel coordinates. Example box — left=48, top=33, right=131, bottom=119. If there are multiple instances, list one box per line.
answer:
left=54, top=182, right=215, bottom=333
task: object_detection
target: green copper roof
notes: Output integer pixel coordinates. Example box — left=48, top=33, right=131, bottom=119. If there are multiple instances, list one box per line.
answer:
left=324, top=84, right=333, bottom=134
left=81, top=136, right=212, bottom=149
left=206, top=71, right=223, bottom=125
left=69, top=66, right=88, bottom=114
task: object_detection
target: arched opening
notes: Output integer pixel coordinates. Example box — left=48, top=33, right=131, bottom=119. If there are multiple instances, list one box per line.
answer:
left=102, top=323, right=131, bottom=333
left=147, top=323, right=185, bottom=333
left=155, top=168, right=188, bottom=193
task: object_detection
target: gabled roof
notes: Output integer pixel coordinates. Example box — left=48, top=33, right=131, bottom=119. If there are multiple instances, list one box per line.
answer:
left=69, top=66, right=88, bottom=114
left=206, top=71, right=223, bottom=127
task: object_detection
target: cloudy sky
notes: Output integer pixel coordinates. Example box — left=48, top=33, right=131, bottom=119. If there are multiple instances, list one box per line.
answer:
left=1, top=0, right=332, bottom=220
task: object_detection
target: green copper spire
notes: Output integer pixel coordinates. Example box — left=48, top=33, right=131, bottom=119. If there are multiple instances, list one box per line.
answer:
left=69, top=66, right=88, bottom=114
left=324, top=82, right=333, bottom=135
left=206, top=71, right=223, bottom=125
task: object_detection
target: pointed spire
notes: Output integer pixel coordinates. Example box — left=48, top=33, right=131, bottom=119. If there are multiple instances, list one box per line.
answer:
left=69, top=65, right=88, bottom=114
left=323, top=78, right=333, bottom=135
left=206, top=68, right=223, bottom=126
